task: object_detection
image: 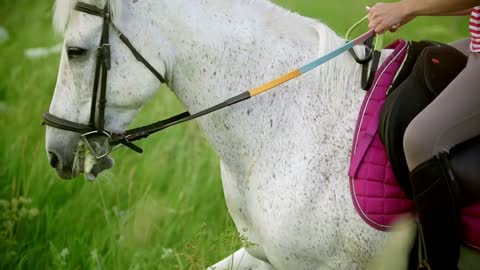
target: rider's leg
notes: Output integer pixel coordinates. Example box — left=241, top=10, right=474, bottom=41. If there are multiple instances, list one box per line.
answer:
left=403, top=49, right=480, bottom=172
left=408, top=155, right=461, bottom=269
left=403, top=48, right=480, bottom=269
left=450, top=38, right=471, bottom=56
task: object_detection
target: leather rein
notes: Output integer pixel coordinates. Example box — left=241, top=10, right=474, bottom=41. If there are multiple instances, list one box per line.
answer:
left=43, top=1, right=377, bottom=157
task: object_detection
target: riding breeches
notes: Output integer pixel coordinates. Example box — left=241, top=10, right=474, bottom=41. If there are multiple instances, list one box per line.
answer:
left=403, top=38, right=480, bottom=170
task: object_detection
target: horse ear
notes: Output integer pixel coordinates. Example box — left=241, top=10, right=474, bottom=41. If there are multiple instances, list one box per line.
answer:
left=52, top=0, right=123, bottom=35
left=107, top=0, right=122, bottom=21
left=53, top=0, right=77, bottom=35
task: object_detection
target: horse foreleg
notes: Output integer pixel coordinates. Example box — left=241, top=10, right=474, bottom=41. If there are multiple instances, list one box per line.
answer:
left=366, top=218, right=416, bottom=270
left=208, top=248, right=275, bottom=270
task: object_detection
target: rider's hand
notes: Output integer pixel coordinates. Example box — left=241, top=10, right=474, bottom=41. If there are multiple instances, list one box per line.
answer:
left=367, top=2, right=416, bottom=33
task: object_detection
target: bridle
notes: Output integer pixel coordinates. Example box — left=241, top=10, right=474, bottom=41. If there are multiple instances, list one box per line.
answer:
left=43, top=1, right=209, bottom=158
left=43, top=0, right=376, bottom=159
left=44, top=1, right=254, bottom=159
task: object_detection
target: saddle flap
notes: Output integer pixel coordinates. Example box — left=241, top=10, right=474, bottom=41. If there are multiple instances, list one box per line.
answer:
left=349, top=40, right=409, bottom=179
left=449, top=136, right=480, bottom=206
left=378, top=44, right=468, bottom=197
left=350, top=40, right=480, bottom=251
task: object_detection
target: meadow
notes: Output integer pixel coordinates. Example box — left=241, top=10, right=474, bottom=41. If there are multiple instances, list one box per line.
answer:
left=0, top=0, right=470, bottom=269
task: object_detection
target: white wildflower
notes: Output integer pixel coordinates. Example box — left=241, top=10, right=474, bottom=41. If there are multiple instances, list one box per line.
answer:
left=0, top=26, right=9, bottom=43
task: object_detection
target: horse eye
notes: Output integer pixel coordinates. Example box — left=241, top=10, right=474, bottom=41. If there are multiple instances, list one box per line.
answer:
left=67, top=47, right=88, bottom=59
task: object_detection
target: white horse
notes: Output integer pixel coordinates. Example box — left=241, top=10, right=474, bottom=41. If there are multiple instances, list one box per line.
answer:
left=45, top=0, right=479, bottom=269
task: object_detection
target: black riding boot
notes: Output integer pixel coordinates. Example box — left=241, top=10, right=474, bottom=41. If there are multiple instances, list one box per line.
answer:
left=409, top=153, right=462, bottom=270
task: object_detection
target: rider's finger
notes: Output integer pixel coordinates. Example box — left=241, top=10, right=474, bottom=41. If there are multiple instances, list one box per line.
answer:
left=390, top=24, right=400, bottom=32
left=368, top=18, right=380, bottom=30
left=375, top=23, right=388, bottom=34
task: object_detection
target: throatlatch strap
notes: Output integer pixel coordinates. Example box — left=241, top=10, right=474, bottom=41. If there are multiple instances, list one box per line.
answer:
left=111, top=24, right=167, bottom=84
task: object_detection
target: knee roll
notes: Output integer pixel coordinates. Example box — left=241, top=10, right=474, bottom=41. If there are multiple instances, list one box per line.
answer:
left=410, top=136, right=480, bottom=207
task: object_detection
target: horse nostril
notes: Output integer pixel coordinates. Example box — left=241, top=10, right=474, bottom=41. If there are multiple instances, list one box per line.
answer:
left=48, top=151, right=59, bottom=168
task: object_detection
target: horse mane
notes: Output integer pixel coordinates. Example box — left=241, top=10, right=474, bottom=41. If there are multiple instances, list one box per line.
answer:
left=53, top=0, right=122, bottom=34
left=237, top=0, right=344, bottom=58
left=233, top=0, right=331, bottom=46
left=53, top=0, right=337, bottom=50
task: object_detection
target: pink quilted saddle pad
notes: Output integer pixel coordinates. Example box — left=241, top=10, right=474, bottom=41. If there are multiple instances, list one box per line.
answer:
left=349, top=40, right=480, bottom=251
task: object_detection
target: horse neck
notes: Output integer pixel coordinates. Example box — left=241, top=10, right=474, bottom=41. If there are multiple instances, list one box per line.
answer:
left=130, top=0, right=366, bottom=165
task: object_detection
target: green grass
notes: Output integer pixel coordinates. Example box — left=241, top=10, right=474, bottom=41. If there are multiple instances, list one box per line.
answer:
left=0, top=0, right=470, bottom=269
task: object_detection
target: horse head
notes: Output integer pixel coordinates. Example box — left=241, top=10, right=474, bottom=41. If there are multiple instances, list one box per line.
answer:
left=45, top=0, right=174, bottom=179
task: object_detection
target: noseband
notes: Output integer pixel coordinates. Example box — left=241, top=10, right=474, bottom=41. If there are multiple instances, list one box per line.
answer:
left=43, top=0, right=376, bottom=158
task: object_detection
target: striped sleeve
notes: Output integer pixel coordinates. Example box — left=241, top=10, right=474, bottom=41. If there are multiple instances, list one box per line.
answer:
left=470, top=6, right=480, bottom=52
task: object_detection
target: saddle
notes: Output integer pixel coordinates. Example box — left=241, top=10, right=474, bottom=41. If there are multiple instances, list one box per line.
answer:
left=349, top=39, right=480, bottom=250
left=379, top=41, right=480, bottom=206
left=378, top=41, right=469, bottom=198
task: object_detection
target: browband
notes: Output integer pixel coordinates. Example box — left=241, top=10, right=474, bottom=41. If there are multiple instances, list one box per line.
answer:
left=74, top=2, right=104, bottom=17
